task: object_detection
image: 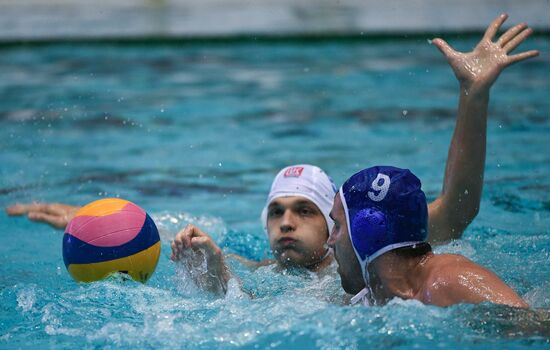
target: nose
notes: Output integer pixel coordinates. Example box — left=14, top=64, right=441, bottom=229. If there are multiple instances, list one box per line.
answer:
left=280, top=210, right=296, bottom=233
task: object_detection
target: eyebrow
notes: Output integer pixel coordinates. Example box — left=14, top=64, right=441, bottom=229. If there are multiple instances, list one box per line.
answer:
left=294, top=200, right=317, bottom=207
left=269, top=199, right=316, bottom=207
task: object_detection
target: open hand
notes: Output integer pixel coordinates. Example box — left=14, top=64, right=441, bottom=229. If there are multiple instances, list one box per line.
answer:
left=6, top=202, right=80, bottom=229
left=432, top=14, right=539, bottom=94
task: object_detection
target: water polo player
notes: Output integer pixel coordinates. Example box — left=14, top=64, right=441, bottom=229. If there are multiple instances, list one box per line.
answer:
left=170, top=14, right=540, bottom=294
left=7, top=15, right=538, bottom=297
left=328, top=166, right=527, bottom=308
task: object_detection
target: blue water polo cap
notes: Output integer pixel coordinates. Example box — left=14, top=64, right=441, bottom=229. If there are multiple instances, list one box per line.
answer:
left=340, top=166, right=428, bottom=273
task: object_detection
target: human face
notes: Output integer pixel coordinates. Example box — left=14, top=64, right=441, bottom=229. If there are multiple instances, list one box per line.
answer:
left=266, top=196, right=329, bottom=268
left=327, top=193, right=365, bottom=294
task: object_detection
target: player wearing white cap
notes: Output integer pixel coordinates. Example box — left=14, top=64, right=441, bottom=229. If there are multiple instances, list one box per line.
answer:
left=7, top=15, right=537, bottom=298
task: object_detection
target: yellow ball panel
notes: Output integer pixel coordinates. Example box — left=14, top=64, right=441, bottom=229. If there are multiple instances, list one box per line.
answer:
left=68, top=241, right=161, bottom=283
left=75, top=198, right=131, bottom=217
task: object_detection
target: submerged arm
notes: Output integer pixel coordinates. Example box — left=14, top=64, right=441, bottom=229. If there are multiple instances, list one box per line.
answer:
left=226, top=254, right=275, bottom=269
left=427, top=14, right=539, bottom=244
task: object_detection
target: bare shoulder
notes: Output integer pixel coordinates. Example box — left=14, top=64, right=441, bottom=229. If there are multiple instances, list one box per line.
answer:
left=430, top=253, right=476, bottom=271
left=425, top=254, right=492, bottom=285
left=420, top=254, right=527, bottom=308
left=422, top=254, right=473, bottom=288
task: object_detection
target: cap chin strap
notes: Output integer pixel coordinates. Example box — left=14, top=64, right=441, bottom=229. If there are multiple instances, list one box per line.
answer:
left=350, top=287, right=370, bottom=305
left=305, top=247, right=333, bottom=270
left=320, top=247, right=333, bottom=261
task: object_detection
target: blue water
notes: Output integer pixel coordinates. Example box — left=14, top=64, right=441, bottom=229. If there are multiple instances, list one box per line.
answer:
left=1, top=37, right=549, bottom=348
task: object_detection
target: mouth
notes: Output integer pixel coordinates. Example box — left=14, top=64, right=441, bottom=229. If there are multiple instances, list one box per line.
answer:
left=277, top=237, right=297, bottom=247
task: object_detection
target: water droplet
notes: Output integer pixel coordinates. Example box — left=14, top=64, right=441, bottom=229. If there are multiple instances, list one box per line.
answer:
left=427, top=39, right=433, bottom=44
left=402, top=110, right=408, bottom=116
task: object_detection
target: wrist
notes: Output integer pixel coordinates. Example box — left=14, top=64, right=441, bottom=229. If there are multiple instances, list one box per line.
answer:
left=460, top=83, right=490, bottom=102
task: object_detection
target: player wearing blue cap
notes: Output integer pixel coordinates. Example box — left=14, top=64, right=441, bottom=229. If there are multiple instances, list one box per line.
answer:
left=328, top=166, right=527, bottom=307
left=7, top=15, right=538, bottom=297
left=169, top=14, right=538, bottom=295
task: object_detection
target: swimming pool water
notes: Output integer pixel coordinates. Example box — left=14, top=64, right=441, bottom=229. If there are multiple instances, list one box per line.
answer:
left=1, top=37, right=549, bottom=348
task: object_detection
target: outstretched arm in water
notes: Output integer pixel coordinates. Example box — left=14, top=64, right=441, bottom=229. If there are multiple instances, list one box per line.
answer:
left=6, top=202, right=80, bottom=229
left=427, top=14, right=539, bottom=243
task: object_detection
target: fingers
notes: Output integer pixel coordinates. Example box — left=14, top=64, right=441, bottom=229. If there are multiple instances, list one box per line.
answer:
left=171, top=224, right=214, bottom=261
left=6, top=202, right=48, bottom=216
left=506, top=50, right=539, bottom=66
left=431, top=38, right=456, bottom=59
left=175, top=225, right=195, bottom=248
left=503, top=28, right=534, bottom=53
left=497, top=22, right=527, bottom=47
left=191, top=236, right=211, bottom=249
left=171, top=228, right=190, bottom=261
left=190, top=236, right=222, bottom=258
left=170, top=240, right=180, bottom=261
left=483, top=13, right=508, bottom=42
left=6, top=202, right=68, bottom=216
left=27, top=211, right=68, bottom=229
left=6, top=204, right=26, bottom=216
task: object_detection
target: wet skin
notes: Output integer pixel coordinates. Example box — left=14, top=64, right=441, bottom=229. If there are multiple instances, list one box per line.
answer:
left=266, top=196, right=332, bottom=271
left=327, top=193, right=365, bottom=294
left=328, top=192, right=528, bottom=308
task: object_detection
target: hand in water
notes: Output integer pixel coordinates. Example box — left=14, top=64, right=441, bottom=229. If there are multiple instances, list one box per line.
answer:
left=6, top=202, right=80, bottom=229
left=432, top=14, right=539, bottom=94
left=171, top=224, right=230, bottom=295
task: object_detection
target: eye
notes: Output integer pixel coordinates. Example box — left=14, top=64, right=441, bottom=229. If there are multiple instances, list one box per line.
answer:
left=268, top=207, right=283, bottom=218
left=299, top=206, right=314, bottom=216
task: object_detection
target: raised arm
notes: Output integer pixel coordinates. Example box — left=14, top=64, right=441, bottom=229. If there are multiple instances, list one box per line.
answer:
left=427, top=14, right=539, bottom=243
left=6, top=202, right=80, bottom=229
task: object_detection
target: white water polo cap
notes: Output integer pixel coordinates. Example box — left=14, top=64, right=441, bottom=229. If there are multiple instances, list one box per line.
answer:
left=261, top=164, right=338, bottom=234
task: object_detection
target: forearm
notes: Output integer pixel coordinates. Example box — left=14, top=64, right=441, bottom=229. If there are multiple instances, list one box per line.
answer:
left=199, top=254, right=231, bottom=295
left=429, top=87, right=489, bottom=242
